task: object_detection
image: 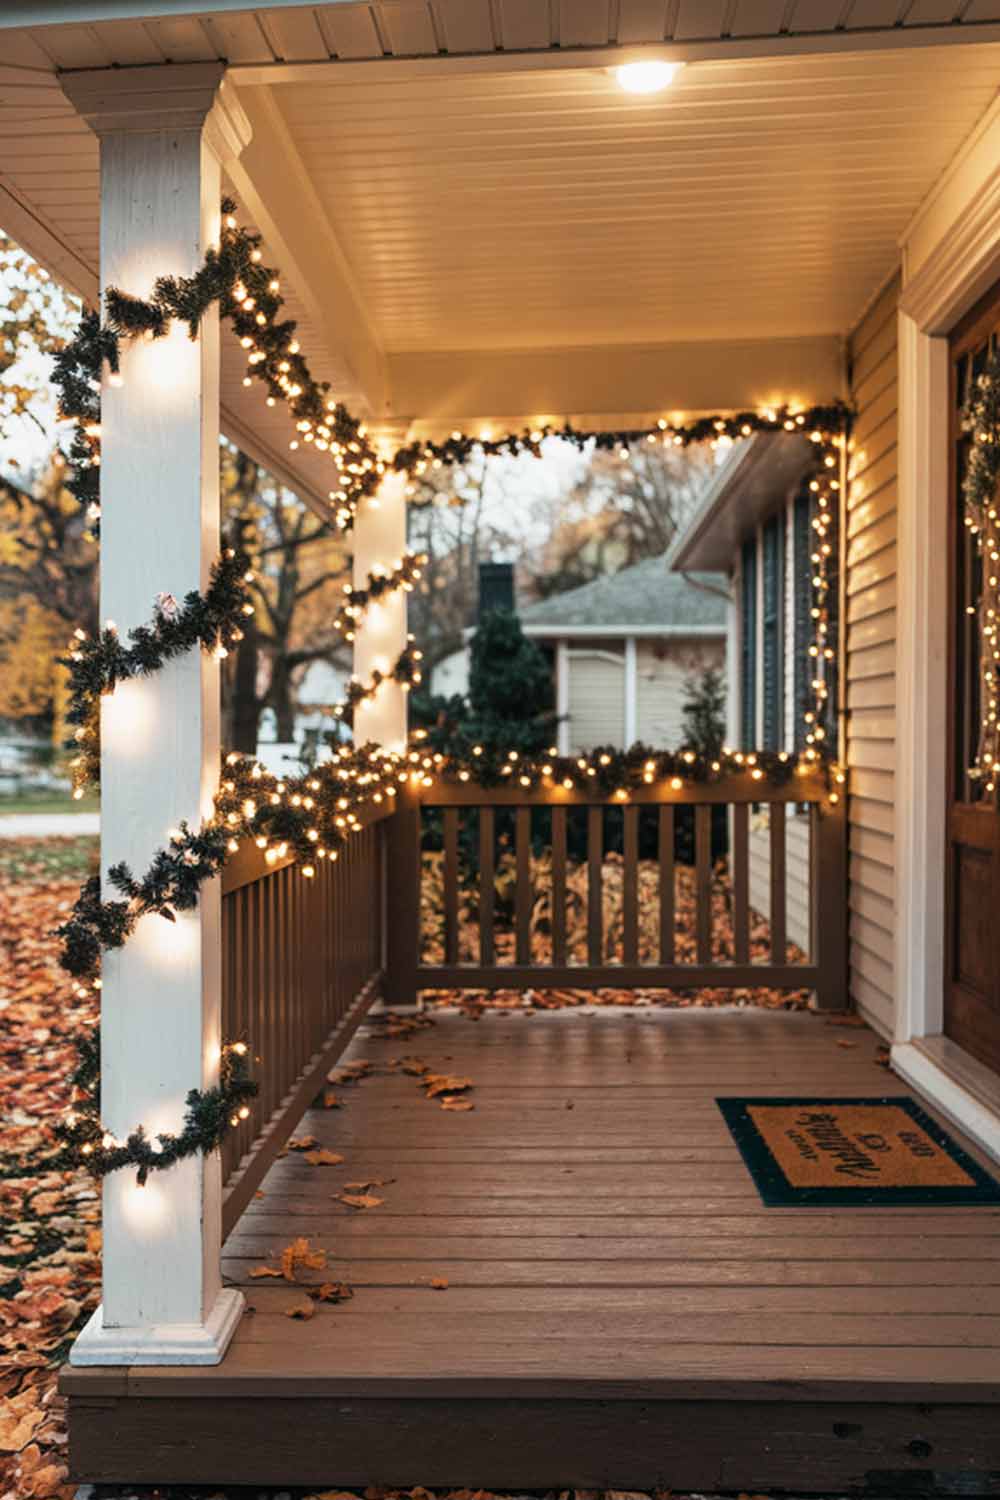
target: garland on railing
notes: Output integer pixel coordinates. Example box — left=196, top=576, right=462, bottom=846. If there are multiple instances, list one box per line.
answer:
left=62, top=546, right=254, bottom=797
left=57, top=1032, right=256, bottom=1187
left=961, top=345, right=1000, bottom=795
left=333, top=552, right=427, bottom=640
left=51, top=197, right=384, bottom=532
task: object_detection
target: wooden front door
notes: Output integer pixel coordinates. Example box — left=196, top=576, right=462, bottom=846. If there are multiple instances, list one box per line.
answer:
left=945, top=291, right=1000, bottom=1076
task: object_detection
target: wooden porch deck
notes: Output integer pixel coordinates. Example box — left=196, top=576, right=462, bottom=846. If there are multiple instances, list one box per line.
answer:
left=65, top=1006, right=1000, bottom=1494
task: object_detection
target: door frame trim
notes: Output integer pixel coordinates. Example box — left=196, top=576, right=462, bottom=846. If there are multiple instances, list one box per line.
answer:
left=894, top=172, right=1000, bottom=1158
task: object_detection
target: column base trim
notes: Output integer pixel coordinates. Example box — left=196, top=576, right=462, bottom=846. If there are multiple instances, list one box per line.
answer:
left=69, top=1287, right=244, bottom=1367
left=892, top=1039, right=1000, bottom=1166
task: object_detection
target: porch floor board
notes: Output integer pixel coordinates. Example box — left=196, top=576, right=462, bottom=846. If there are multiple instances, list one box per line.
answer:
left=65, top=1007, right=1000, bottom=1492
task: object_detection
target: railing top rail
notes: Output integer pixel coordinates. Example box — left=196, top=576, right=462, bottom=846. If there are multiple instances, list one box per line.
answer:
left=221, top=797, right=394, bottom=894
left=409, top=767, right=833, bottom=808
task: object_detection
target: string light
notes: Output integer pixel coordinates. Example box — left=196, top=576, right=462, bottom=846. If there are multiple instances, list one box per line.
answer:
left=961, top=345, right=1000, bottom=798
left=333, top=552, right=427, bottom=641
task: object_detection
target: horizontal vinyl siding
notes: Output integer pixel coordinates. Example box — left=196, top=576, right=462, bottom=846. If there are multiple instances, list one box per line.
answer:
left=635, top=638, right=725, bottom=748
left=568, top=651, right=625, bottom=751
left=845, top=275, right=899, bottom=1040
left=748, top=811, right=811, bottom=955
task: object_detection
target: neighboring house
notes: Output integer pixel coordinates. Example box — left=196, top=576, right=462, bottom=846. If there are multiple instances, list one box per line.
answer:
left=670, top=433, right=823, bottom=954
left=518, top=557, right=727, bottom=753
left=430, top=557, right=728, bottom=753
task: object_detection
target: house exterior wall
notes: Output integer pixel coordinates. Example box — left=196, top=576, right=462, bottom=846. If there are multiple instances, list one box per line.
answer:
left=844, top=273, right=901, bottom=1039
left=635, top=637, right=725, bottom=747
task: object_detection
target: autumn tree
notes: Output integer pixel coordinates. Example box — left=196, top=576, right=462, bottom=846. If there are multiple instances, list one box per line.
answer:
left=526, top=439, right=716, bottom=599
left=220, top=446, right=350, bottom=749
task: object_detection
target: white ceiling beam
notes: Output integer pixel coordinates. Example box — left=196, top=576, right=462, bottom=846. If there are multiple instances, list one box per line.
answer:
left=388, top=334, right=847, bottom=437
left=224, top=81, right=388, bottom=422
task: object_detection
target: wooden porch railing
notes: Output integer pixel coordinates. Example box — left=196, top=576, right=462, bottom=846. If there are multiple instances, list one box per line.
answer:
left=386, top=769, right=848, bottom=1011
left=218, top=811, right=387, bottom=1237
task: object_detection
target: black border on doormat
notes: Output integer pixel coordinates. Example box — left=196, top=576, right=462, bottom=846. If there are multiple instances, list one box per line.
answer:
left=716, top=1095, right=1000, bottom=1206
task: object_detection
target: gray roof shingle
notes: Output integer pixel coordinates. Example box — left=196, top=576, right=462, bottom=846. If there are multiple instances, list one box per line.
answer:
left=518, top=555, right=727, bottom=631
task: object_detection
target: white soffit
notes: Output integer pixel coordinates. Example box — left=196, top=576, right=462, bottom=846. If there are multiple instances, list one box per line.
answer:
left=265, top=42, right=1000, bottom=352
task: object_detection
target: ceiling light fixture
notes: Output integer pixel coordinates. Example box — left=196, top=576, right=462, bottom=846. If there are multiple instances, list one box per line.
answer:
left=614, top=60, right=682, bottom=94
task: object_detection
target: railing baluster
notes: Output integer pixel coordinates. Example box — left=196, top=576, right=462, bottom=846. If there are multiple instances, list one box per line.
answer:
left=770, top=801, right=787, bottom=964
left=516, top=805, right=532, bottom=965
left=443, top=806, right=459, bottom=966
left=551, top=804, right=567, bottom=966
left=695, top=804, right=712, bottom=964
left=658, top=804, right=675, bottom=963
left=623, top=804, right=639, bottom=965
left=479, top=806, right=495, bottom=965
left=588, top=805, right=603, bottom=965
left=732, top=801, right=750, bottom=964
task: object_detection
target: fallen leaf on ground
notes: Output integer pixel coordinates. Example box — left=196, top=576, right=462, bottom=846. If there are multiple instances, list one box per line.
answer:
left=285, top=1300, right=316, bottom=1320
left=430, top=1277, right=449, bottom=1290
left=288, top=1134, right=318, bottom=1151
left=308, top=1282, right=354, bottom=1304
left=337, top=1192, right=384, bottom=1209
left=323, top=1089, right=342, bottom=1109
left=304, top=1149, right=345, bottom=1166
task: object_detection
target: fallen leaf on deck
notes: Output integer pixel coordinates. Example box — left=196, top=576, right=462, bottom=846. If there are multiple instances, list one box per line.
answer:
left=304, top=1149, right=346, bottom=1166
left=440, top=1096, right=475, bottom=1111
left=285, top=1300, right=316, bottom=1320
left=825, top=1014, right=867, bottom=1028
left=338, top=1192, right=384, bottom=1209
left=323, top=1090, right=342, bottom=1109
left=280, top=1236, right=327, bottom=1281
left=836, top=1038, right=859, bottom=1048
left=424, top=1073, right=472, bottom=1098
left=343, top=1177, right=394, bottom=1191
left=327, top=1060, right=373, bottom=1085
left=248, top=1266, right=283, bottom=1280
left=308, top=1282, right=354, bottom=1304
left=430, top=1277, right=449, bottom=1290
left=288, top=1135, right=318, bottom=1151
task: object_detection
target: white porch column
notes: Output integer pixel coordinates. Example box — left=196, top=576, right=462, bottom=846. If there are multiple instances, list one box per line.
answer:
left=352, top=466, right=409, bottom=752
left=62, top=66, right=252, bottom=1365
left=556, top=639, right=570, bottom=755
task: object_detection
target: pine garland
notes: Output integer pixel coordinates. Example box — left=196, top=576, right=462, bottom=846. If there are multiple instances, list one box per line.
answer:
left=51, top=198, right=383, bottom=534
left=57, top=1032, right=257, bottom=1187
left=62, top=546, right=254, bottom=797
left=330, top=642, right=424, bottom=726
left=961, top=344, right=1000, bottom=793
left=333, top=551, right=427, bottom=640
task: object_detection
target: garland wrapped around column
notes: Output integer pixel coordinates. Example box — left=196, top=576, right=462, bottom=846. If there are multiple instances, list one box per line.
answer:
left=961, top=344, right=1000, bottom=794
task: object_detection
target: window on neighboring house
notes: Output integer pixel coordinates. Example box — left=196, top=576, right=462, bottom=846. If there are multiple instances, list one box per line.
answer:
left=761, top=514, right=784, bottom=749
left=792, top=488, right=813, bottom=748
left=740, top=536, right=757, bottom=748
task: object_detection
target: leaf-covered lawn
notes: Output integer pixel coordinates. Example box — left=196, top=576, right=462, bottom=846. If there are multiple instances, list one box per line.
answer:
left=0, top=837, right=101, bottom=1500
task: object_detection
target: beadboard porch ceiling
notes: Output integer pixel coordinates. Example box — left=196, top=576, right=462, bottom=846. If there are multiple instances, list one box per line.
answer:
left=4, top=10, right=1000, bottom=496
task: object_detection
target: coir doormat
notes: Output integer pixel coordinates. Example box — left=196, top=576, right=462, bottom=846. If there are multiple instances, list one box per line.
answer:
left=717, top=1096, right=1000, bottom=1206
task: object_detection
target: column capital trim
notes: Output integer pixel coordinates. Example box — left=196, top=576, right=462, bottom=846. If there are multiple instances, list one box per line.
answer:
left=60, top=63, right=251, bottom=162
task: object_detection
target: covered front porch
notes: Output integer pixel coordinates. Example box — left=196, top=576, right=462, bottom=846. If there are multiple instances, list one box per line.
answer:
left=65, top=1004, right=1000, bottom=1490
left=6, top=1, right=1000, bottom=1490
